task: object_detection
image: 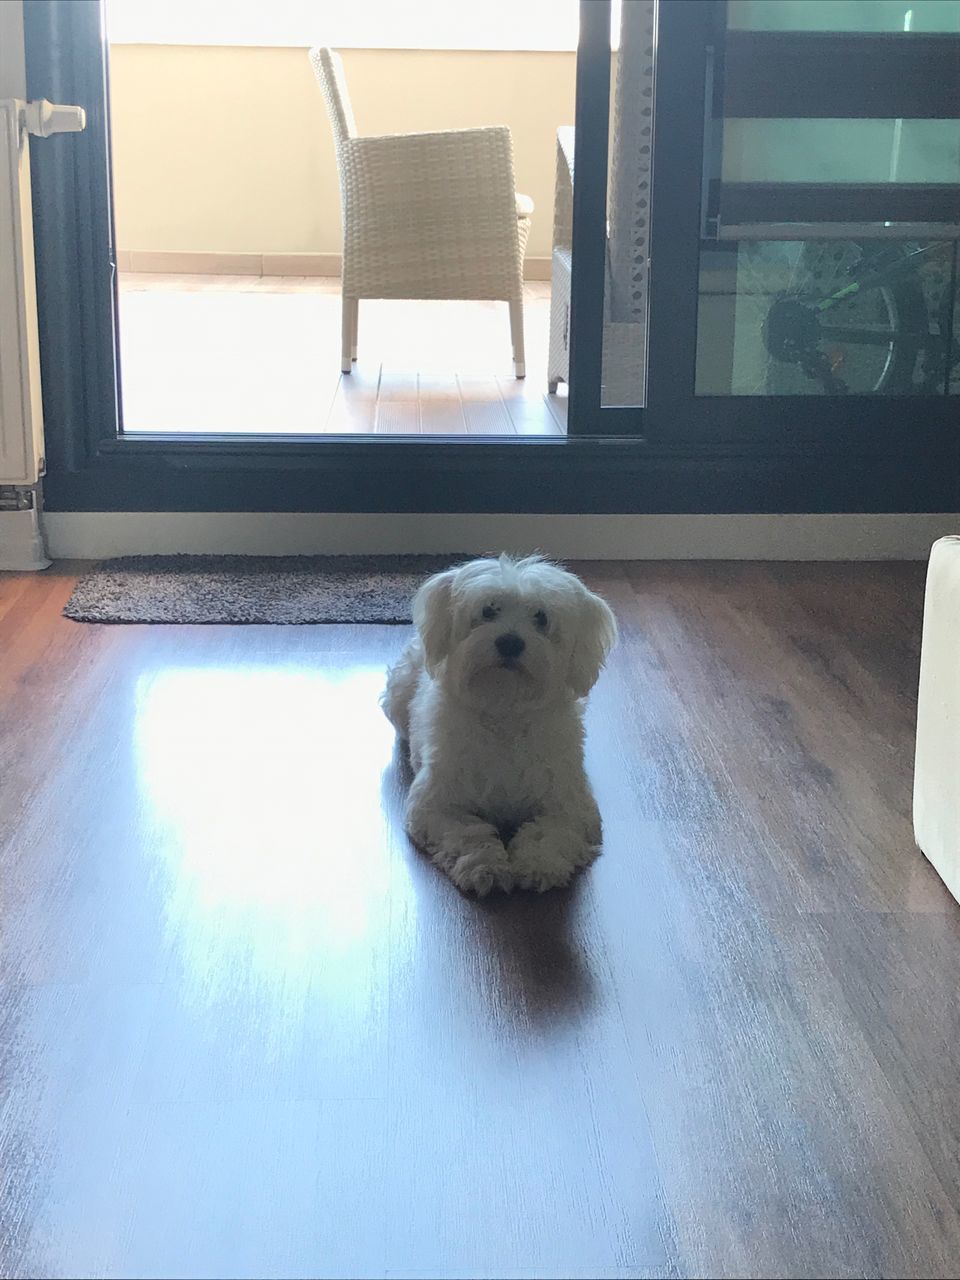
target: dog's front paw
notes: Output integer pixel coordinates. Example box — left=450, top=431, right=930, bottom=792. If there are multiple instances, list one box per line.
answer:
left=446, top=843, right=512, bottom=896
left=431, top=822, right=511, bottom=896
left=510, top=855, right=575, bottom=894
left=507, top=820, right=597, bottom=893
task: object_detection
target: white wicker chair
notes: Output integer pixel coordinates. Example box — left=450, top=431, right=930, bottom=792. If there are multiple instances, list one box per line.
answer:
left=310, top=47, right=533, bottom=377
left=547, top=1, right=655, bottom=401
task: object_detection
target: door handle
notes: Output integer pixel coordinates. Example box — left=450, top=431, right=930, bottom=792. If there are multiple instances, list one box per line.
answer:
left=22, top=99, right=86, bottom=138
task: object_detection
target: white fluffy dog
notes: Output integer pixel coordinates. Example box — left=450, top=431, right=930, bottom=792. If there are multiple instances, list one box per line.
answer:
left=382, top=555, right=618, bottom=895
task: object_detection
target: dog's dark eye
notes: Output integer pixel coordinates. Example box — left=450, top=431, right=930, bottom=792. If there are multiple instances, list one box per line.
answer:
left=481, top=604, right=498, bottom=621
left=533, top=609, right=549, bottom=631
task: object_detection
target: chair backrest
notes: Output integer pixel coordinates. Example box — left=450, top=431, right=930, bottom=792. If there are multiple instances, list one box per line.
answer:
left=309, top=46, right=357, bottom=147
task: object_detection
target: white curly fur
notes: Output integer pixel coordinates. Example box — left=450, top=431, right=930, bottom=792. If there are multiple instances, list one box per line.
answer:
left=382, top=556, right=618, bottom=895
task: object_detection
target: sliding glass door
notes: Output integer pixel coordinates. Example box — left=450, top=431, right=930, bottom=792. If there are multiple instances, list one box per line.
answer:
left=568, top=0, right=960, bottom=479
left=21, top=0, right=960, bottom=513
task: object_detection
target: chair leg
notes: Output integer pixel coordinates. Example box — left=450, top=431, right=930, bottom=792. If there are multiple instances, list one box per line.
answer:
left=509, top=299, right=526, bottom=379
left=548, top=379, right=559, bottom=394
left=351, top=298, right=358, bottom=361
left=341, top=296, right=357, bottom=374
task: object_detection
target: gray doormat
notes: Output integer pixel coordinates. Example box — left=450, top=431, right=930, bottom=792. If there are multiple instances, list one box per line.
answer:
left=63, top=554, right=470, bottom=624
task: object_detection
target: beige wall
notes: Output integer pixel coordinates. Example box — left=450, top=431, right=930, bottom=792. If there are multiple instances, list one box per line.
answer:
left=108, top=45, right=575, bottom=262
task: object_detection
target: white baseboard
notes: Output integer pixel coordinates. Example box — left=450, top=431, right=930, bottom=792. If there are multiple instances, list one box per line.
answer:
left=260, top=252, right=345, bottom=277
left=122, top=250, right=262, bottom=275
left=0, top=506, right=51, bottom=570
left=117, top=249, right=553, bottom=282
left=42, top=511, right=958, bottom=561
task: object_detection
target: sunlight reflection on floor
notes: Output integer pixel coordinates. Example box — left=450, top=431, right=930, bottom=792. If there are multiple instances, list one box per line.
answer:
left=134, top=665, right=396, bottom=999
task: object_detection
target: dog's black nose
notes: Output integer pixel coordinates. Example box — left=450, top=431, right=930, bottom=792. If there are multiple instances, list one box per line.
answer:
left=495, top=632, right=525, bottom=660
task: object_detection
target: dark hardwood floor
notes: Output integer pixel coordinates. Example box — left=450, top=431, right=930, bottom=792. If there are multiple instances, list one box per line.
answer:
left=1, top=560, right=958, bottom=1280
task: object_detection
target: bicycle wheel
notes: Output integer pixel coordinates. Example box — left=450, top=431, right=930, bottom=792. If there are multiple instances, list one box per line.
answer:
left=731, top=241, right=928, bottom=395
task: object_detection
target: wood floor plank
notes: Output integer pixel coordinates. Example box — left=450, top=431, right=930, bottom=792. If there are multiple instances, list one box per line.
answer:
left=376, top=368, right=420, bottom=434
left=418, top=374, right=467, bottom=435
left=377, top=368, right=418, bottom=400
left=375, top=401, right=420, bottom=435
left=325, top=366, right=380, bottom=434
left=458, top=377, right=516, bottom=435
left=2, top=563, right=958, bottom=1278
left=546, top=389, right=569, bottom=431
left=497, top=378, right=563, bottom=435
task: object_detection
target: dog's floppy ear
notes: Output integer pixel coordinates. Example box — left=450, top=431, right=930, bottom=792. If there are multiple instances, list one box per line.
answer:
left=568, top=586, right=618, bottom=697
left=412, top=569, right=457, bottom=675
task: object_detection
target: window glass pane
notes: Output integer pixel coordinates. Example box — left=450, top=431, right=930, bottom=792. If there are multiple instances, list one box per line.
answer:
left=727, top=1, right=960, bottom=33
left=722, top=119, right=960, bottom=185
left=696, top=238, right=959, bottom=395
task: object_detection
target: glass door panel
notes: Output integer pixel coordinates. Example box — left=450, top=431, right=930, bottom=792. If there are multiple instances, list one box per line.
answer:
left=694, top=0, right=960, bottom=397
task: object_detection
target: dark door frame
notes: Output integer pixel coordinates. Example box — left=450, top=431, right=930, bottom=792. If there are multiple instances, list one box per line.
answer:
left=23, top=0, right=960, bottom=515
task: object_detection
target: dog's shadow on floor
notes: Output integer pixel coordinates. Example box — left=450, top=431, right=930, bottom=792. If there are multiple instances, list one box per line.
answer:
left=473, top=878, right=596, bottom=1029
left=381, top=747, right=596, bottom=1029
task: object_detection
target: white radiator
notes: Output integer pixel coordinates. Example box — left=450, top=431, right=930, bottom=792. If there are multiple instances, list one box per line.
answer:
left=0, top=96, right=84, bottom=567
